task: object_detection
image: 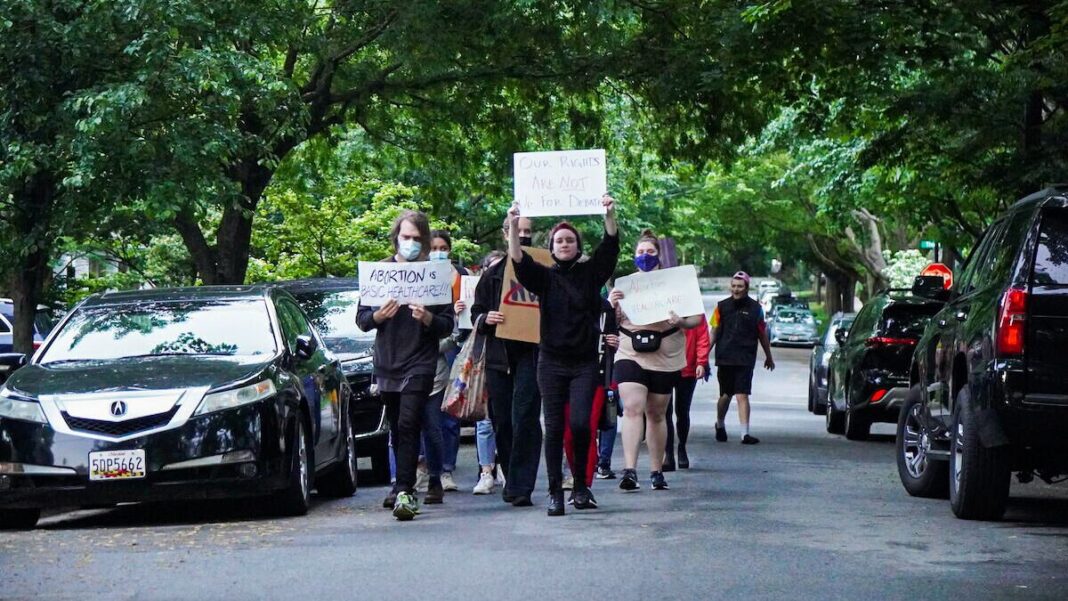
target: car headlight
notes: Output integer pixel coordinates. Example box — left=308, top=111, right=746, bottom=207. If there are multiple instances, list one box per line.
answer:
left=0, top=388, right=47, bottom=424
left=342, top=355, right=373, bottom=376
left=195, top=380, right=276, bottom=416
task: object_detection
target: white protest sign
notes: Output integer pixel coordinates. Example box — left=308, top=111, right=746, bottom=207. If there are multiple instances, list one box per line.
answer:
left=614, top=265, right=705, bottom=326
left=358, top=261, right=455, bottom=306
left=458, top=275, right=480, bottom=329
left=513, top=149, right=608, bottom=217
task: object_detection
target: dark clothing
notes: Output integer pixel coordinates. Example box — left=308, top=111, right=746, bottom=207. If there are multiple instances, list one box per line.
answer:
left=383, top=389, right=433, bottom=494
left=666, top=376, right=698, bottom=452
left=717, top=365, right=754, bottom=396
left=614, top=359, right=681, bottom=394
left=712, top=296, right=764, bottom=367
left=487, top=348, right=542, bottom=497
left=421, top=389, right=447, bottom=477
left=513, top=231, right=620, bottom=362
left=470, top=258, right=538, bottom=372
left=539, top=354, right=599, bottom=492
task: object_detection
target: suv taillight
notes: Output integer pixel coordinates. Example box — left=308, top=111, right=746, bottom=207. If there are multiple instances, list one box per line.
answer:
left=996, top=287, right=1028, bottom=356
left=865, top=337, right=918, bottom=348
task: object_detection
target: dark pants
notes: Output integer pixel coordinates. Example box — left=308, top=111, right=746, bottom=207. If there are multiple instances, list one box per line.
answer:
left=421, top=389, right=446, bottom=477
left=487, top=347, right=542, bottom=497
left=538, top=354, right=598, bottom=492
left=383, top=389, right=431, bottom=494
left=666, top=376, right=698, bottom=455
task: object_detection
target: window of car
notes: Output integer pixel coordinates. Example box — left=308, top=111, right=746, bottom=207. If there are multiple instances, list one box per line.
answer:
left=879, top=303, right=941, bottom=338
left=1031, top=209, right=1068, bottom=286
left=848, top=301, right=880, bottom=340
left=956, top=225, right=1001, bottom=294
left=39, top=300, right=277, bottom=364
left=289, top=289, right=374, bottom=353
left=275, top=299, right=316, bottom=354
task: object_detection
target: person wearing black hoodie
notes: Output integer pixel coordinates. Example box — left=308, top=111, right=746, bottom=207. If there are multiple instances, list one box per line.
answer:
left=507, top=195, right=619, bottom=516
left=357, top=210, right=455, bottom=521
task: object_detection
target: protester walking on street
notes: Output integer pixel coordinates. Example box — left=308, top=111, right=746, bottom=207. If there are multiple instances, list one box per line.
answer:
left=357, top=210, right=456, bottom=521
left=609, top=231, right=703, bottom=491
left=471, top=225, right=543, bottom=508
left=709, top=271, right=775, bottom=445
left=470, top=250, right=507, bottom=497
left=508, top=196, right=619, bottom=516
left=664, top=316, right=710, bottom=471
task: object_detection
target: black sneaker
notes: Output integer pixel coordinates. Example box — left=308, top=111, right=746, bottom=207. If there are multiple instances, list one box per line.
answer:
left=382, top=488, right=398, bottom=508
left=715, top=424, right=728, bottom=442
left=678, top=445, right=690, bottom=469
left=573, top=488, right=598, bottom=510
left=619, top=468, right=640, bottom=491
left=742, top=434, right=760, bottom=445
left=424, top=477, right=444, bottom=504
left=595, top=466, right=616, bottom=480
left=651, top=471, right=669, bottom=490
left=547, top=491, right=565, bottom=516
left=511, top=494, right=533, bottom=507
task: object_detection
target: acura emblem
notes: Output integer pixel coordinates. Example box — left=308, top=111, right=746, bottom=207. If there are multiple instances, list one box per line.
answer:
left=110, top=401, right=128, bottom=417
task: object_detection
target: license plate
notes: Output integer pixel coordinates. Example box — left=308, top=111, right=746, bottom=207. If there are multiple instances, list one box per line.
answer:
left=89, top=450, right=146, bottom=481
left=789, top=336, right=800, bottom=341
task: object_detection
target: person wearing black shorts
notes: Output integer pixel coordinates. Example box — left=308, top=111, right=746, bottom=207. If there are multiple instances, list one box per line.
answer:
left=709, top=271, right=775, bottom=445
left=609, top=230, right=704, bottom=491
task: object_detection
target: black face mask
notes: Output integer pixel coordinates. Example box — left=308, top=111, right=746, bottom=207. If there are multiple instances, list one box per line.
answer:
left=519, top=236, right=533, bottom=247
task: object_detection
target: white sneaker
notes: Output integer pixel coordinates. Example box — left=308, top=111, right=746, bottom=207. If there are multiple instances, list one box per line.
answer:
left=562, top=475, right=574, bottom=490
left=472, top=472, right=496, bottom=495
left=414, top=467, right=429, bottom=493
left=441, top=472, right=459, bottom=492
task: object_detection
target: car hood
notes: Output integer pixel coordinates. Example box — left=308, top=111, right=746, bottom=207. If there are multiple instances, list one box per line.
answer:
left=6, top=355, right=274, bottom=398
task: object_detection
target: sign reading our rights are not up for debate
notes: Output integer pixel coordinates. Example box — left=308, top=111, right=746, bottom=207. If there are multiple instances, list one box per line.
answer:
left=513, top=149, right=608, bottom=217
left=358, top=261, right=455, bottom=306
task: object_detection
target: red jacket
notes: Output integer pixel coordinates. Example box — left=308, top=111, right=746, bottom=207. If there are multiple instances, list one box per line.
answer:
left=681, top=317, right=711, bottom=378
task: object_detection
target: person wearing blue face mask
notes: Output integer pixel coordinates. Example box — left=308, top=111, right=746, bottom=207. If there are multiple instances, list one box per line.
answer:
left=608, top=230, right=704, bottom=492
left=357, top=210, right=455, bottom=521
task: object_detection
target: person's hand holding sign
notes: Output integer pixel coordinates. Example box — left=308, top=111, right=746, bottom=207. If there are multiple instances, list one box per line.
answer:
left=486, top=311, right=505, bottom=325
left=410, top=303, right=433, bottom=326
left=608, top=288, right=624, bottom=307
left=602, top=194, right=618, bottom=236
left=454, top=300, right=466, bottom=316
left=373, top=298, right=400, bottom=324
left=667, top=311, right=682, bottom=327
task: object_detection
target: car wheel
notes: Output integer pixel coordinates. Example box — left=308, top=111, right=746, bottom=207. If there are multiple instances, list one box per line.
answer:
left=896, top=385, right=949, bottom=498
left=317, top=410, right=358, bottom=498
left=949, top=387, right=1010, bottom=520
left=844, top=405, right=870, bottom=441
left=807, top=376, right=816, bottom=413
left=825, top=393, right=844, bottom=435
left=0, top=508, right=40, bottom=530
left=273, top=415, right=311, bottom=517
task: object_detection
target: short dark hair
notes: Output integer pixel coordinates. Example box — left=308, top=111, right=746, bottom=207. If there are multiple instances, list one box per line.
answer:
left=430, top=229, right=452, bottom=249
left=389, top=210, right=432, bottom=259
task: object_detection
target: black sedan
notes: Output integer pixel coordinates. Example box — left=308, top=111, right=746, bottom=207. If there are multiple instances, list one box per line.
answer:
left=0, top=286, right=356, bottom=529
left=807, top=311, right=855, bottom=415
left=275, top=278, right=391, bottom=484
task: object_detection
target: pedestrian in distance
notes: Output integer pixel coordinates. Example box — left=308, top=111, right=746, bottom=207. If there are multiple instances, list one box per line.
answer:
left=357, top=210, right=456, bottom=521
left=507, top=195, right=619, bottom=516
left=608, top=230, right=704, bottom=491
left=664, top=314, right=710, bottom=471
left=709, top=271, right=775, bottom=445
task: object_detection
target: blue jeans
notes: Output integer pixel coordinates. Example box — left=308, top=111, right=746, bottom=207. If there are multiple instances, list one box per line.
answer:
left=438, top=413, right=461, bottom=473
left=421, top=389, right=447, bottom=478
left=476, top=418, right=496, bottom=467
left=598, top=426, right=616, bottom=470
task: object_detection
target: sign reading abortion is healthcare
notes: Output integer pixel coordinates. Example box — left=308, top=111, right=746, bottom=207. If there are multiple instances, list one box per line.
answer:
left=358, top=261, right=455, bottom=306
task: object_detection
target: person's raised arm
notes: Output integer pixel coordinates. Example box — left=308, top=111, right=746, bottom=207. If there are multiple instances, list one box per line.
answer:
left=602, top=193, right=618, bottom=237
left=506, top=204, right=523, bottom=263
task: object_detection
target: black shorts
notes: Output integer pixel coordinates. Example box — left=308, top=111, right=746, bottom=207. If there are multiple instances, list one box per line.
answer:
left=717, top=365, right=754, bottom=397
left=614, top=360, right=681, bottom=395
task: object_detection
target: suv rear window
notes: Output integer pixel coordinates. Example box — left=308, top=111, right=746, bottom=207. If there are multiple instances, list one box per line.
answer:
left=880, top=303, right=941, bottom=338
left=1032, top=209, right=1068, bottom=285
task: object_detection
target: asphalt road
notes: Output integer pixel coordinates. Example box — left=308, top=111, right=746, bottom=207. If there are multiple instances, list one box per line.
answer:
left=3, top=314, right=1068, bottom=599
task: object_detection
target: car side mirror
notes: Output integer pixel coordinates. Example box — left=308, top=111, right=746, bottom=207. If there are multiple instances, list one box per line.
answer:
left=294, top=335, right=318, bottom=362
left=834, top=329, right=848, bottom=345
left=912, top=275, right=951, bottom=302
left=0, top=353, right=27, bottom=384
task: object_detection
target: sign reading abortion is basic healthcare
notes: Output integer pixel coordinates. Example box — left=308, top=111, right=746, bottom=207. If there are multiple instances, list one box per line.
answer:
left=513, top=149, right=608, bottom=217
left=615, top=265, right=705, bottom=326
left=358, top=261, right=455, bottom=306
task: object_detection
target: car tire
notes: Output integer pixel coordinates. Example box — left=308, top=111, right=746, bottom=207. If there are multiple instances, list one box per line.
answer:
left=807, top=377, right=815, bottom=413
left=844, top=405, right=870, bottom=441
left=370, top=435, right=392, bottom=485
left=0, top=508, right=40, bottom=530
left=317, top=409, right=358, bottom=498
left=949, top=387, right=1010, bottom=520
left=896, top=385, right=949, bottom=499
left=273, top=414, right=312, bottom=517
left=825, top=397, right=845, bottom=435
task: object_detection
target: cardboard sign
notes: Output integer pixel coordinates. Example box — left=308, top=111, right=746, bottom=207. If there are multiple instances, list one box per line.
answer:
left=496, top=248, right=554, bottom=343
left=358, top=261, right=455, bottom=306
left=614, top=265, right=705, bottom=326
left=457, top=275, right=480, bottom=329
left=513, top=149, right=608, bottom=217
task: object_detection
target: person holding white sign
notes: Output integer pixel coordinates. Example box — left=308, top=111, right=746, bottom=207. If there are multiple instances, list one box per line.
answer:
left=356, top=210, right=455, bottom=521
left=608, top=230, right=703, bottom=492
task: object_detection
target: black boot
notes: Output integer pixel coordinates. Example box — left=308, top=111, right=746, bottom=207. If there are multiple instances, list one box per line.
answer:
left=678, top=444, right=690, bottom=469
left=572, top=486, right=598, bottom=510
left=662, top=452, right=677, bottom=472
left=547, top=489, right=565, bottom=516
left=424, top=476, right=444, bottom=504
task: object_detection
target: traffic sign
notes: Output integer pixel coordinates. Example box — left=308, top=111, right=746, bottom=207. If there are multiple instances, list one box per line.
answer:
left=921, top=263, right=953, bottom=289
left=919, top=240, right=936, bottom=250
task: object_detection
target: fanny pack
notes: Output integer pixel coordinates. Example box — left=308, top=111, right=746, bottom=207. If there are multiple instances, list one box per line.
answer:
left=620, top=326, right=679, bottom=353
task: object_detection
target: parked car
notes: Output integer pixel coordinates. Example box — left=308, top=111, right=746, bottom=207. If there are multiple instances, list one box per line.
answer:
left=0, top=285, right=357, bottom=529
left=897, top=186, right=1068, bottom=520
left=0, top=298, right=57, bottom=353
left=808, top=311, right=856, bottom=414
left=825, top=290, right=943, bottom=440
left=275, top=278, right=390, bottom=484
left=767, top=307, right=820, bottom=347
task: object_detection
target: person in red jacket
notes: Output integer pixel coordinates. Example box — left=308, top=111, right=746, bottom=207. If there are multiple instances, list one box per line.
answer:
left=664, top=317, right=710, bottom=471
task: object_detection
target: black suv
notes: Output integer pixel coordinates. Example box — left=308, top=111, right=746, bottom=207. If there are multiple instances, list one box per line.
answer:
left=826, top=291, right=943, bottom=440
left=897, top=186, right=1068, bottom=520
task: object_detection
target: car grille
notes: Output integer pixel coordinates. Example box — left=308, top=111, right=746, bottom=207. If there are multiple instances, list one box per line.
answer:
left=62, top=407, right=179, bottom=437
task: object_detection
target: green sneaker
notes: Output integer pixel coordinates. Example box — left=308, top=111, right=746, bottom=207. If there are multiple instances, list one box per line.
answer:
left=392, top=491, right=419, bottom=521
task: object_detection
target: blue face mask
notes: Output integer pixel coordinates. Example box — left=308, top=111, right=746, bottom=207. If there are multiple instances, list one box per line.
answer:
left=634, top=253, right=660, bottom=272
left=398, top=239, right=422, bottom=261
left=429, top=250, right=450, bottom=262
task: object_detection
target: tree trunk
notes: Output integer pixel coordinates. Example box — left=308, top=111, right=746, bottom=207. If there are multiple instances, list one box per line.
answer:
left=8, top=174, right=56, bottom=354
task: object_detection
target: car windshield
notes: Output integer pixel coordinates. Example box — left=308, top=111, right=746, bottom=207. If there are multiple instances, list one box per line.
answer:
left=288, top=289, right=374, bottom=354
left=880, top=304, right=940, bottom=339
left=776, top=310, right=815, bottom=325
left=39, top=300, right=277, bottom=364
